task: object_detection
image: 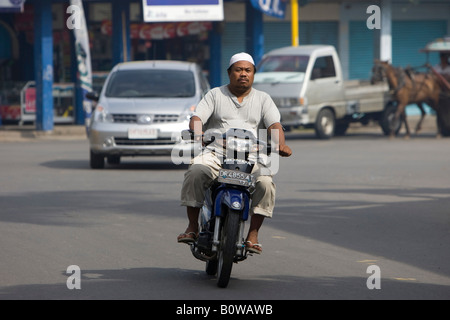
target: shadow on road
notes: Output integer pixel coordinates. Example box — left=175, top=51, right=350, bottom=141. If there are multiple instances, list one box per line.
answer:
left=284, top=130, right=444, bottom=141
left=1, top=266, right=449, bottom=299
left=271, top=187, right=450, bottom=279
left=40, top=159, right=188, bottom=171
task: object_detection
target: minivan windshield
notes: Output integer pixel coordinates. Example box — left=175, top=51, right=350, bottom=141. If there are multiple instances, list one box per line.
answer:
left=105, top=69, right=196, bottom=98
left=255, top=55, right=309, bottom=84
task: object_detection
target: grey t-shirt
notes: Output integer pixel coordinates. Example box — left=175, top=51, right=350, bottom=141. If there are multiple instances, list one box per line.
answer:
left=193, top=85, right=280, bottom=137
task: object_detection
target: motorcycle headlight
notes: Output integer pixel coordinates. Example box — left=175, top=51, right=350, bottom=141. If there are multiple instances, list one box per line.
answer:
left=226, top=137, right=256, bottom=153
left=179, top=105, right=196, bottom=122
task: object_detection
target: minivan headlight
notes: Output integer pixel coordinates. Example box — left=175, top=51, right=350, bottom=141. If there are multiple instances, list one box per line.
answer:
left=179, top=105, right=196, bottom=122
left=94, top=105, right=114, bottom=123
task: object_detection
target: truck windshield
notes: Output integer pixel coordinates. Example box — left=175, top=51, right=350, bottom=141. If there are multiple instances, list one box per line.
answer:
left=257, top=55, right=309, bottom=73
left=105, top=69, right=195, bottom=98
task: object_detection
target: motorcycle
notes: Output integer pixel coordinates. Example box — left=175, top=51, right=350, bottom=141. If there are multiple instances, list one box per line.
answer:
left=181, top=128, right=271, bottom=288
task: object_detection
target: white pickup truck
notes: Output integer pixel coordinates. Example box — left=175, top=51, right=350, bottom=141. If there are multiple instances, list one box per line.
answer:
left=253, top=45, right=392, bottom=139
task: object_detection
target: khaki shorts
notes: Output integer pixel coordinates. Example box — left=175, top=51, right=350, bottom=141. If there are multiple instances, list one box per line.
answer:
left=180, top=151, right=276, bottom=218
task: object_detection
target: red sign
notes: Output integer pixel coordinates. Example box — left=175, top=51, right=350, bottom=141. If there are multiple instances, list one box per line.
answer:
left=101, top=20, right=112, bottom=36
left=24, top=87, right=36, bottom=114
left=130, top=23, right=140, bottom=39
left=0, top=105, right=21, bottom=120
left=164, top=23, right=176, bottom=39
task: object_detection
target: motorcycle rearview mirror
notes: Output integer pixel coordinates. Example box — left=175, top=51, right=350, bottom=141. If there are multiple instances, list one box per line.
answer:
left=181, top=129, right=194, bottom=140
left=203, top=129, right=222, bottom=145
left=85, top=91, right=99, bottom=102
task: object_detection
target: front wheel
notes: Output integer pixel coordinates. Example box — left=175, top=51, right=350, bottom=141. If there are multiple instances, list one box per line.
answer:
left=216, top=209, right=240, bottom=288
left=107, top=155, right=120, bottom=165
left=90, top=150, right=105, bottom=169
left=315, top=108, right=335, bottom=139
left=380, top=102, right=401, bottom=136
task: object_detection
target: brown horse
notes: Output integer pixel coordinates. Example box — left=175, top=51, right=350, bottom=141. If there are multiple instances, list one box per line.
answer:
left=371, top=60, right=441, bottom=138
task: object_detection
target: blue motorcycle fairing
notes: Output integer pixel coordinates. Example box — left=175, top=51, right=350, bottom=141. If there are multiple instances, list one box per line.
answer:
left=213, top=185, right=250, bottom=221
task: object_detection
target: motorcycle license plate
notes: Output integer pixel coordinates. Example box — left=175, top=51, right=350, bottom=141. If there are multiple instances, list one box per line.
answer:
left=218, top=169, right=255, bottom=187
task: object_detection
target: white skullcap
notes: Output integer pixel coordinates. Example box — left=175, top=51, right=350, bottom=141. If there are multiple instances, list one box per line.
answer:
left=228, top=52, right=255, bottom=68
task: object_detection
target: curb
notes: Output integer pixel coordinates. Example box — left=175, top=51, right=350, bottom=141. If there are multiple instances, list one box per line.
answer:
left=0, top=125, right=88, bottom=142
left=0, top=115, right=439, bottom=142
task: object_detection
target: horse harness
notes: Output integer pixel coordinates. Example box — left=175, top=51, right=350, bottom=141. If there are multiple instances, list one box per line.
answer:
left=394, top=66, right=429, bottom=102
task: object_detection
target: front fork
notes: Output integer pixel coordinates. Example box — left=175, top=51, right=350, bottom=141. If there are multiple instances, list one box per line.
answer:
left=212, top=216, right=247, bottom=259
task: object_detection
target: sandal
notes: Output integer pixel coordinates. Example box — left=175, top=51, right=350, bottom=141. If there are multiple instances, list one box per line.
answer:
left=245, top=241, right=262, bottom=254
left=177, top=232, right=198, bottom=244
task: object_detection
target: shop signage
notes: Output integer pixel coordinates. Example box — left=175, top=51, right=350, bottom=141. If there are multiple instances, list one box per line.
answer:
left=103, top=21, right=212, bottom=40
left=249, top=0, right=287, bottom=19
left=0, top=0, right=25, bottom=12
left=142, top=0, right=223, bottom=22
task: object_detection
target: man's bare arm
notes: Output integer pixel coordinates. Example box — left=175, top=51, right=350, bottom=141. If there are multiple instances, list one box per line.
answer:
left=268, top=122, right=292, bottom=157
left=189, top=116, right=204, bottom=142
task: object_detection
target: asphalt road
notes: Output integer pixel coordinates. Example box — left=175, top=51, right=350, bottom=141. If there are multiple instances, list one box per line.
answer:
left=0, top=122, right=449, bottom=301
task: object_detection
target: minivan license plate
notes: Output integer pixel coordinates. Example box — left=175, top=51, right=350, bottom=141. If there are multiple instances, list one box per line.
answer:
left=128, top=128, right=158, bottom=139
left=218, top=169, right=255, bottom=187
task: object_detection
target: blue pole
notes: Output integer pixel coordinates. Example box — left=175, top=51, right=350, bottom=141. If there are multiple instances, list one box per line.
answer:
left=112, top=0, right=131, bottom=66
left=34, top=0, right=54, bottom=131
left=209, top=23, right=222, bottom=88
left=245, top=2, right=264, bottom=66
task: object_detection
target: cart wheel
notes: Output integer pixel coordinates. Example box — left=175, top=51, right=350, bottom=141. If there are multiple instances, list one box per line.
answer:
left=438, top=114, right=450, bottom=137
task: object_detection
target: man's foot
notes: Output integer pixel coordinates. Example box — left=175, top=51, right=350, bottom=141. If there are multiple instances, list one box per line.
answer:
left=245, top=241, right=262, bottom=254
left=177, top=231, right=198, bottom=244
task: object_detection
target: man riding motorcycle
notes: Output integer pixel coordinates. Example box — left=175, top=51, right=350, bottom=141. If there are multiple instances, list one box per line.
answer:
left=177, top=52, right=292, bottom=254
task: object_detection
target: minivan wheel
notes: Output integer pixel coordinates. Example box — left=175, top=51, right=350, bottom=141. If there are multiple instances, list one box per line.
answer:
left=107, top=155, right=120, bottom=165
left=90, top=150, right=105, bottom=169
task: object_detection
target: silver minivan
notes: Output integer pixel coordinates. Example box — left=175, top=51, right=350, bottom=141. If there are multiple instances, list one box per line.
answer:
left=87, top=60, right=210, bottom=168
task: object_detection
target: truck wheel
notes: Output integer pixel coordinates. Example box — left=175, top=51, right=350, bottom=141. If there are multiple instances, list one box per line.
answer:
left=380, top=103, right=401, bottom=136
left=90, top=150, right=105, bottom=169
left=315, top=108, right=335, bottom=139
left=334, top=122, right=349, bottom=136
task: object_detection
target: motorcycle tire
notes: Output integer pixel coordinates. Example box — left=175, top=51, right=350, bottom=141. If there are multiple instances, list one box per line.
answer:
left=205, top=259, right=217, bottom=275
left=216, top=209, right=240, bottom=288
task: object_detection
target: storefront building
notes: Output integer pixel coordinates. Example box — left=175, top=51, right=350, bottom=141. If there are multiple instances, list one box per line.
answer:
left=0, top=0, right=449, bottom=130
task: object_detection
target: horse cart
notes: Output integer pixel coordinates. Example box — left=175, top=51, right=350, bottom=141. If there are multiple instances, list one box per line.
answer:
left=423, top=37, right=450, bottom=136
left=372, top=37, right=450, bottom=137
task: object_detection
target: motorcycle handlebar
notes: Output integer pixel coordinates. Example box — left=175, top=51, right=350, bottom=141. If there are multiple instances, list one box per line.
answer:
left=181, top=129, right=272, bottom=155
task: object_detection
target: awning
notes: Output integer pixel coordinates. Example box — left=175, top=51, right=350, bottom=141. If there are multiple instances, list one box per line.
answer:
left=0, top=0, right=26, bottom=13
left=422, top=36, right=450, bottom=53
